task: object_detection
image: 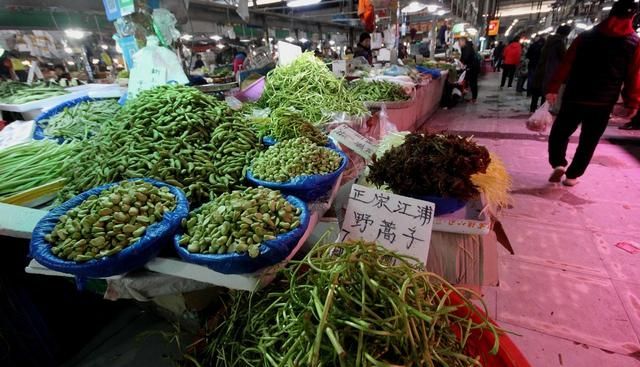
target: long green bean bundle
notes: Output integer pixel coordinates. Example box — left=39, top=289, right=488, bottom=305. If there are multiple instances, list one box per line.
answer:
left=57, top=85, right=261, bottom=205
left=203, top=241, right=500, bottom=367
left=0, top=140, right=77, bottom=199
left=39, top=99, right=121, bottom=140
left=349, top=80, right=410, bottom=102
left=258, top=53, right=367, bottom=124
left=0, top=81, right=67, bottom=104
left=254, top=107, right=328, bottom=145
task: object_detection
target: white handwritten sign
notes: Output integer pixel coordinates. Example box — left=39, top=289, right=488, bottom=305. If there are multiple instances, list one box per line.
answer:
left=329, top=125, right=378, bottom=160
left=127, top=65, right=167, bottom=99
left=341, top=184, right=435, bottom=265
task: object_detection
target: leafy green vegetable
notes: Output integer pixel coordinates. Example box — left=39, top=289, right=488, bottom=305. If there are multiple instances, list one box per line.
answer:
left=368, top=133, right=491, bottom=200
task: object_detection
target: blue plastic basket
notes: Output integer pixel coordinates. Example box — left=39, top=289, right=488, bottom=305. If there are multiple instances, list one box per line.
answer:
left=414, top=195, right=467, bottom=216
left=30, top=178, right=189, bottom=288
left=246, top=148, right=348, bottom=201
left=173, top=195, right=310, bottom=274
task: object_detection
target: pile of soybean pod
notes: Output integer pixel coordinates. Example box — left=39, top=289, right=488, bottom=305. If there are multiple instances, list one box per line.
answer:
left=0, top=140, right=77, bottom=199
left=349, top=80, right=410, bottom=102
left=201, top=241, right=500, bottom=367
left=258, top=53, right=367, bottom=125
left=251, top=137, right=342, bottom=182
left=0, top=81, right=67, bottom=104
left=57, top=85, right=261, bottom=205
left=39, top=99, right=121, bottom=140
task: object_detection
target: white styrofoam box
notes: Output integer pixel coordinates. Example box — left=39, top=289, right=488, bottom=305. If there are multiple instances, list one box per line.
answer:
left=0, top=90, right=88, bottom=120
left=0, top=120, right=35, bottom=150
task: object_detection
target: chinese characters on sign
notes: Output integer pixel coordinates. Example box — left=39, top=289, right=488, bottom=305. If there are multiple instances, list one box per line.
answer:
left=128, top=66, right=167, bottom=99
left=329, top=125, right=378, bottom=160
left=341, top=184, right=435, bottom=265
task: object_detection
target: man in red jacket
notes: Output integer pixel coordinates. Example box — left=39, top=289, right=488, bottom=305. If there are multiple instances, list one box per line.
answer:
left=546, top=0, right=640, bottom=186
left=500, top=37, right=522, bottom=88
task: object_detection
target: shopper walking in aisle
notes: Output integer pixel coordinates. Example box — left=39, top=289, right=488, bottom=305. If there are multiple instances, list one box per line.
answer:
left=516, top=44, right=529, bottom=93
left=526, top=36, right=545, bottom=97
left=500, top=37, right=522, bottom=88
left=458, top=37, right=480, bottom=103
left=493, top=41, right=505, bottom=71
left=530, top=26, right=572, bottom=112
left=547, top=0, right=640, bottom=186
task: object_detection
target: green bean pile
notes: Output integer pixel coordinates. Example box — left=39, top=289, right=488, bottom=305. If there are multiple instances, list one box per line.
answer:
left=258, top=53, right=367, bottom=124
left=45, top=180, right=176, bottom=262
left=254, top=107, right=328, bottom=145
left=39, top=99, right=121, bottom=140
left=57, top=85, right=260, bottom=205
left=349, top=80, right=410, bottom=102
left=0, top=81, right=67, bottom=104
left=0, top=140, right=77, bottom=200
left=251, top=137, right=342, bottom=182
left=178, top=187, right=301, bottom=257
left=201, top=241, right=500, bottom=366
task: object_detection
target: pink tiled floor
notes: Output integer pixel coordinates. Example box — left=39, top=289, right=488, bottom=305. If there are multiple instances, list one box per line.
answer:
left=423, top=74, right=640, bottom=366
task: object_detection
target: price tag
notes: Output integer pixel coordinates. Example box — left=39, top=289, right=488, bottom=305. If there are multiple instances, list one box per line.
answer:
left=102, top=0, right=121, bottom=21
left=329, top=125, right=377, bottom=160
left=119, top=0, right=135, bottom=16
left=340, top=184, right=435, bottom=265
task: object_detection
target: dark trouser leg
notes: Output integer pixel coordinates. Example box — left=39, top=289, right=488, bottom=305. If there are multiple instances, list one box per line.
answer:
left=507, top=66, right=516, bottom=87
left=548, top=104, right=581, bottom=169
left=530, top=93, right=540, bottom=113
left=467, top=70, right=478, bottom=99
left=516, top=74, right=526, bottom=92
left=630, top=111, right=640, bottom=127
left=500, top=67, right=508, bottom=87
left=565, top=107, right=611, bottom=179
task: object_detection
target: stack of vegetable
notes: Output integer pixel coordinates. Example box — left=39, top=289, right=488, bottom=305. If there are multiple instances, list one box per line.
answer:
left=199, top=241, right=500, bottom=366
left=0, top=140, right=77, bottom=201
left=178, top=187, right=301, bottom=257
left=251, top=137, right=342, bottom=182
left=38, top=99, right=121, bottom=140
left=57, top=85, right=261, bottom=205
left=258, top=52, right=367, bottom=124
left=349, top=80, right=410, bottom=102
left=0, top=81, right=67, bottom=104
left=44, top=180, right=177, bottom=262
left=252, top=107, right=328, bottom=145
left=368, top=133, right=491, bottom=200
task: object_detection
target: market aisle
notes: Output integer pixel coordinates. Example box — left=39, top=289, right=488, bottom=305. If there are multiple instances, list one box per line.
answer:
left=422, top=72, right=640, bottom=366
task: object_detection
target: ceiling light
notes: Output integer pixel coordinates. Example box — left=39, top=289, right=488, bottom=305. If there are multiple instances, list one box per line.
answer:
left=21, top=60, right=31, bottom=66
left=287, top=0, right=321, bottom=7
left=181, top=34, right=193, bottom=40
left=603, top=6, right=612, bottom=10
left=575, top=22, right=589, bottom=29
left=567, top=19, right=574, bottom=23
left=299, top=37, right=308, bottom=43
left=285, top=36, right=295, bottom=42
left=64, top=47, right=73, bottom=54
left=329, top=40, right=335, bottom=45
left=532, top=33, right=537, bottom=37
left=100, top=44, right=109, bottom=50
left=91, top=58, right=100, bottom=64
left=436, top=9, right=449, bottom=15
left=66, top=61, right=75, bottom=65
left=210, top=35, right=222, bottom=41
left=65, top=29, right=86, bottom=39
left=240, top=39, right=251, bottom=42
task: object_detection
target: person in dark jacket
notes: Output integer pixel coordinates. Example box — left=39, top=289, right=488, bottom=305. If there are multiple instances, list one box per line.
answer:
left=546, top=0, right=640, bottom=186
left=530, top=26, right=571, bottom=112
left=354, top=32, right=373, bottom=64
left=526, top=36, right=545, bottom=96
left=493, top=41, right=505, bottom=71
left=458, top=37, right=480, bottom=103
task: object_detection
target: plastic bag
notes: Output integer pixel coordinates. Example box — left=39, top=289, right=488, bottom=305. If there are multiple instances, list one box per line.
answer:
left=246, top=149, right=349, bottom=201
left=152, top=8, right=181, bottom=45
left=0, top=120, right=35, bottom=150
left=527, top=102, right=553, bottom=132
left=29, top=179, right=189, bottom=289
left=173, top=195, right=310, bottom=274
